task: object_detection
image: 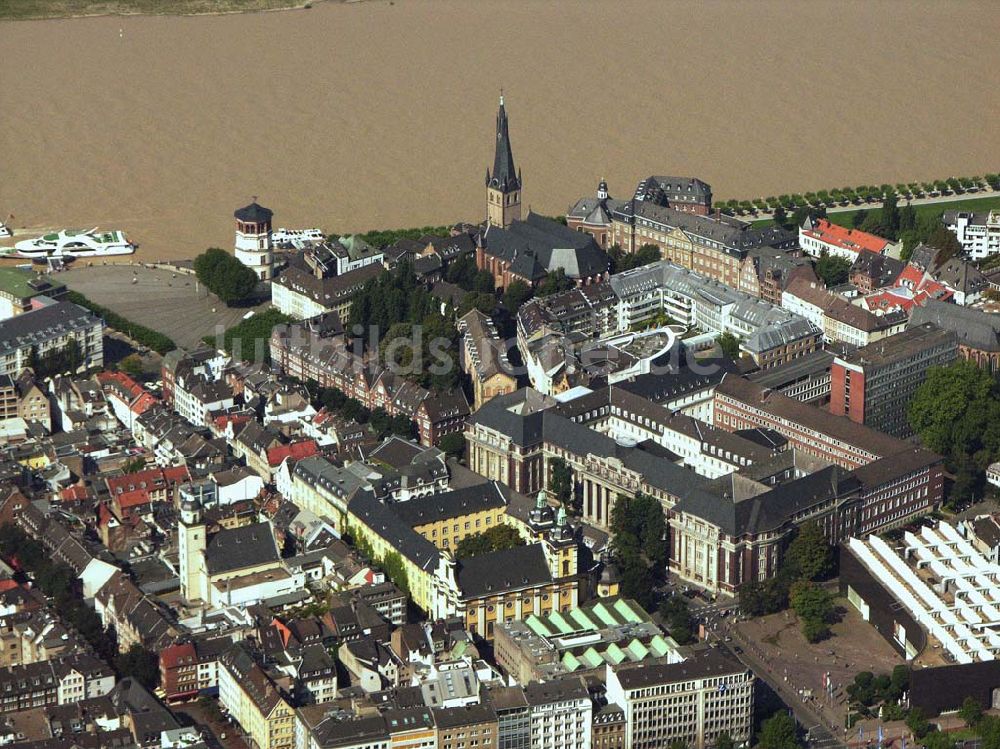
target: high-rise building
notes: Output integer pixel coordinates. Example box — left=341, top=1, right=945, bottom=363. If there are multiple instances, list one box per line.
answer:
left=829, top=323, right=958, bottom=437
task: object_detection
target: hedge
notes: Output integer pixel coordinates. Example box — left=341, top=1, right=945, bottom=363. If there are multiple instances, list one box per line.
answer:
left=66, top=290, right=176, bottom=355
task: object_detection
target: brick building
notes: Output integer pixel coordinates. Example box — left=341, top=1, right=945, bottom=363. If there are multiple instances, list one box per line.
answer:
left=829, top=323, right=958, bottom=436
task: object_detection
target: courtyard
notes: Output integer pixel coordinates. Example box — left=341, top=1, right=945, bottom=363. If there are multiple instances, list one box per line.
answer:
left=59, top=265, right=269, bottom=350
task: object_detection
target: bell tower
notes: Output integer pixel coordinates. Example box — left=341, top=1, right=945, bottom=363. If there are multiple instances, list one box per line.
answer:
left=178, top=494, right=208, bottom=603
left=485, top=93, right=522, bottom=228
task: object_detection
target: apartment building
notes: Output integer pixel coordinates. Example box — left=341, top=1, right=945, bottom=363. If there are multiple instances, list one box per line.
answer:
left=944, top=209, right=1000, bottom=260
left=829, top=323, right=958, bottom=437
left=799, top=217, right=895, bottom=260
left=524, top=678, right=592, bottom=749
left=605, top=649, right=753, bottom=749
left=219, top=644, right=296, bottom=749
left=0, top=300, right=103, bottom=376
left=782, top=278, right=906, bottom=348
left=457, top=309, right=517, bottom=411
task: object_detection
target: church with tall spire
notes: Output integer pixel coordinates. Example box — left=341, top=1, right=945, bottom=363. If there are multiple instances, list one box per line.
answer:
left=485, top=93, right=522, bottom=228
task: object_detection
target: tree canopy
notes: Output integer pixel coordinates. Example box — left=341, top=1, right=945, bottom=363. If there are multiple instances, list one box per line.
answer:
left=611, top=493, right=668, bottom=610
left=908, top=360, right=1000, bottom=505
left=350, top=262, right=461, bottom=390
left=757, top=711, right=801, bottom=749
left=814, top=253, right=852, bottom=287
left=454, top=524, right=525, bottom=559
left=194, top=247, right=259, bottom=306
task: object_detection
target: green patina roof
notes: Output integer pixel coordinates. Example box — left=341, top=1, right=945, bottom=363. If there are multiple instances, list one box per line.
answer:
left=626, top=639, right=649, bottom=660
left=548, top=611, right=574, bottom=634
left=605, top=642, right=627, bottom=664
left=524, top=615, right=552, bottom=637
left=591, top=602, right=619, bottom=627
left=649, top=635, right=672, bottom=657
left=614, top=598, right=644, bottom=623
left=580, top=648, right=604, bottom=668
left=562, top=652, right=581, bottom=672
left=569, top=608, right=596, bottom=631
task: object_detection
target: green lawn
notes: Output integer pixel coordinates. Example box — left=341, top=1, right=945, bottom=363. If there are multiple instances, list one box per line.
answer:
left=751, top=194, right=1000, bottom=230
left=0, top=0, right=312, bottom=20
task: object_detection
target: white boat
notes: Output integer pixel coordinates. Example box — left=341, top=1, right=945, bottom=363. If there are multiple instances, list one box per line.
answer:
left=9, top=228, right=136, bottom=260
left=0, top=222, right=11, bottom=239
left=271, top=227, right=325, bottom=249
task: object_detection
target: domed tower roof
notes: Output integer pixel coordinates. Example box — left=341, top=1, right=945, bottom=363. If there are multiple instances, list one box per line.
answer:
left=528, top=490, right=555, bottom=528
left=597, top=178, right=609, bottom=200
left=599, top=561, right=621, bottom=584
left=234, top=201, right=273, bottom=223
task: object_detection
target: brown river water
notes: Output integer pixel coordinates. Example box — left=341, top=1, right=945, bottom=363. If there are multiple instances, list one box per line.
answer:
left=1, top=0, right=998, bottom=262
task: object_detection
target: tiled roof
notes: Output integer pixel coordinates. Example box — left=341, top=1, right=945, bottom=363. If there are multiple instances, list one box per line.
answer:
left=801, top=218, right=891, bottom=255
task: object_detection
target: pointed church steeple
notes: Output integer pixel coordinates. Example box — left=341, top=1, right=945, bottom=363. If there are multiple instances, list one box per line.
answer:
left=486, top=92, right=522, bottom=228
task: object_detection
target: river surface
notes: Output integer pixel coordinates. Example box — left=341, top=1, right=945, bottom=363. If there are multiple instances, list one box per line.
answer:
left=1, top=0, right=998, bottom=261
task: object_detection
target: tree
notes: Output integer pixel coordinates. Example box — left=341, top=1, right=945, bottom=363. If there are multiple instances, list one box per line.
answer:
left=899, top=202, right=917, bottom=232
left=715, top=733, right=735, bottom=749
left=458, top=292, right=496, bottom=316
left=851, top=209, right=867, bottom=228
left=906, top=707, right=930, bottom=738
left=503, top=280, right=533, bottom=312
left=922, top=732, right=956, bottom=749
left=758, top=711, right=801, bottom=749
left=908, top=361, right=1000, bottom=469
left=959, top=696, right=983, bottom=727
left=772, top=205, right=788, bottom=229
left=536, top=269, right=574, bottom=297
left=815, top=253, right=852, bottom=287
left=668, top=741, right=688, bottom=749
left=194, top=247, right=258, bottom=306
left=380, top=550, right=410, bottom=595
left=789, top=580, right=834, bottom=642
left=925, top=225, right=964, bottom=263
left=454, top=524, right=525, bottom=559
left=716, top=331, right=741, bottom=359
left=439, top=432, right=465, bottom=459
left=548, top=457, right=574, bottom=510
left=118, top=353, right=144, bottom=377
left=114, top=644, right=160, bottom=690
left=785, top=522, right=834, bottom=581
left=659, top=595, right=694, bottom=645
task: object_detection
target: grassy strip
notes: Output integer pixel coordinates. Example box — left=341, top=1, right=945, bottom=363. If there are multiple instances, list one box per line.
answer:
left=67, top=289, right=176, bottom=354
left=751, top=194, right=1000, bottom=230
left=0, top=0, right=310, bottom=21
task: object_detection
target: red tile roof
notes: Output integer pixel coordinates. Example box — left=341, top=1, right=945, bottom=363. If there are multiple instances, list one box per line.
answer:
left=60, top=485, right=92, bottom=502
left=97, top=371, right=159, bottom=414
left=266, top=440, right=320, bottom=467
left=802, top=219, right=891, bottom=256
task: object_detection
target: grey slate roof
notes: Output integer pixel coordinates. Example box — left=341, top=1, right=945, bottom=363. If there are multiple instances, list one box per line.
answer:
left=455, top=543, right=552, bottom=598
left=675, top=465, right=858, bottom=537
left=392, top=481, right=508, bottom=527
left=234, top=202, right=273, bottom=223
left=481, top=213, right=610, bottom=280
left=205, top=521, right=280, bottom=575
left=908, top=300, right=1000, bottom=352
left=347, top=489, right=441, bottom=571
left=487, top=98, right=520, bottom=193
left=0, top=301, right=101, bottom=356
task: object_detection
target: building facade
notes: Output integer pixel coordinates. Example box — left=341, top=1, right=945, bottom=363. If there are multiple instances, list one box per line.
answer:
left=829, top=323, right=958, bottom=437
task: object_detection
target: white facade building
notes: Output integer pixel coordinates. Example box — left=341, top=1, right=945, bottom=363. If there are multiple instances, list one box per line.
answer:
left=945, top=210, right=1000, bottom=260
left=605, top=651, right=754, bottom=749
